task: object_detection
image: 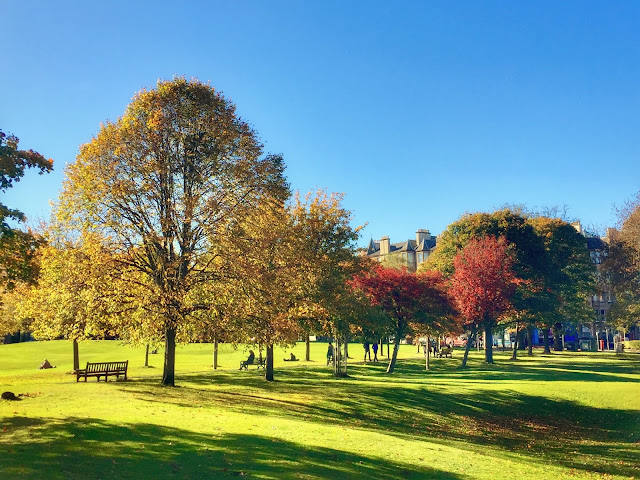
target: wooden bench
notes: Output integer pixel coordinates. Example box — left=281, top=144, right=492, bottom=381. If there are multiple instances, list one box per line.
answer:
left=76, top=361, right=128, bottom=382
left=240, top=358, right=266, bottom=371
left=437, top=347, right=453, bottom=358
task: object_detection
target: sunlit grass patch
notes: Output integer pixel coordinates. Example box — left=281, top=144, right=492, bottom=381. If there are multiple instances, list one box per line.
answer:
left=1, top=340, right=639, bottom=479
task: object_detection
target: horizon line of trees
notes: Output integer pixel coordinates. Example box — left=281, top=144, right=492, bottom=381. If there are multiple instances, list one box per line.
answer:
left=1, top=78, right=638, bottom=386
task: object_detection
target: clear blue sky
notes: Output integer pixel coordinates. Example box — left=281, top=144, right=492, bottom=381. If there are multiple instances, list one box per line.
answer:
left=2, top=1, right=639, bottom=246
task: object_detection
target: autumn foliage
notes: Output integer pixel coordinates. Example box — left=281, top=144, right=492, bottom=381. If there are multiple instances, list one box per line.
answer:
left=450, top=235, right=518, bottom=364
left=351, top=264, right=453, bottom=373
left=451, top=236, right=517, bottom=324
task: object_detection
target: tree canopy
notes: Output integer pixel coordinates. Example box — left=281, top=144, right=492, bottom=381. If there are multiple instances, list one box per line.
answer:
left=351, top=264, right=453, bottom=373
left=0, top=129, right=53, bottom=292
left=56, top=78, right=289, bottom=386
left=450, top=235, right=518, bottom=365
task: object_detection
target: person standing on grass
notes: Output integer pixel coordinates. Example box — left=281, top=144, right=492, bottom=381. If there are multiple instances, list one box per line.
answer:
left=364, top=341, right=371, bottom=362
left=372, top=342, right=378, bottom=362
left=327, top=342, right=334, bottom=365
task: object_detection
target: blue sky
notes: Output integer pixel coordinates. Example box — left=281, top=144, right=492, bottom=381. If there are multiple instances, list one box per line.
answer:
left=2, top=1, right=639, bottom=246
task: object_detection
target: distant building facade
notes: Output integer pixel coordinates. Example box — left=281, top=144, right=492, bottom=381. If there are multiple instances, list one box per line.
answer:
left=365, top=229, right=436, bottom=272
left=571, top=221, right=614, bottom=329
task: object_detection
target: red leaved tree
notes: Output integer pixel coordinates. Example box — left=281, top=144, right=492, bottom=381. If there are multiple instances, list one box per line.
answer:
left=450, top=235, right=518, bottom=366
left=351, top=264, right=454, bottom=373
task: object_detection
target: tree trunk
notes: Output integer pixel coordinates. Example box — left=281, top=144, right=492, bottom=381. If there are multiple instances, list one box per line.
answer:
left=305, top=335, right=311, bottom=361
left=265, top=344, right=274, bottom=381
left=543, top=325, right=551, bottom=354
left=144, top=344, right=149, bottom=367
left=386, top=337, right=390, bottom=357
left=344, top=335, right=350, bottom=359
left=333, top=335, right=340, bottom=377
left=484, top=323, right=494, bottom=364
left=461, top=326, right=475, bottom=368
left=605, top=328, right=610, bottom=350
left=379, top=338, right=384, bottom=357
left=73, top=339, right=79, bottom=372
left=386, top=325, right=403, bottom=373
left=527, top=326, right=533, bottom=356
left=213, top=337, right=218, bottom=369
left=511, top=322, right=519, bottom=360
left=161, top=327, right=176, bottom=386
left=425, top=337, right=430, bottom=371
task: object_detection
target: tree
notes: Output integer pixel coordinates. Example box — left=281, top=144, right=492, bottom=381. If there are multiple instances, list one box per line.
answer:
left=288, top=190, right=363, bottom=368
left=351, top=264, right=453, bottom=373
left=0, top=129, right=53, bottom=231
left=226, top=198, right=302, bottom=381
left=0, top=129, right=52, bottom=293
left=56, top=78, right=288, bottom=386
left=602, top=193, right=640, bottom=340
left=17, top=235, right=124, bottom=370
left=423, top=210, right=562, bottom=359
left=526, top=217, right=595, bottom=354
left=450, top=236, right=518, bottom=366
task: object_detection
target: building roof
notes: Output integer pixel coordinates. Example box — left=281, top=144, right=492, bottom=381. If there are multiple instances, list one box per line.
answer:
left=586, top=237, right=606, bottom=251
left=366, top=234, right=437, bottom=257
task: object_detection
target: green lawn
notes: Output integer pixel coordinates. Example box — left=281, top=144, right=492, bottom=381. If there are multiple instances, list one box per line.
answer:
left=1, top=340, right=639, bottom=479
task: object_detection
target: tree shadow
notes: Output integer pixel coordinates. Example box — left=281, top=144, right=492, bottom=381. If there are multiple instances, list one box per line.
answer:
left=0, top=416, right=464, bottom=480
left=380, top=354, right=640, bottom=383
left=118, top=362, right=640, bottom=478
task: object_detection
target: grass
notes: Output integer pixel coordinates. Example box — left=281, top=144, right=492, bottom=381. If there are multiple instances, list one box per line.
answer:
left=1, top=340, right=639, bottom=479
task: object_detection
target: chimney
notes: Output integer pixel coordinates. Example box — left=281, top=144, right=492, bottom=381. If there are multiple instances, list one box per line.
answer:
left=416, top=229, right=431, bottom=245
left=571, top=221, right=583, bottom=236
left=380, top=236, right=390, bottom=255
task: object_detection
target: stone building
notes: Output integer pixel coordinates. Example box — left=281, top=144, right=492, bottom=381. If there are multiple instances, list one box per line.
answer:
left=365, top=229, right=437, bottom=272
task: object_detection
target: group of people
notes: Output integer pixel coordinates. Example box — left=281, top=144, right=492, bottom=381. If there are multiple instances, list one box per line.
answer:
left=239, top=350, right=299, bottom=369
left=363, top=341, right=378, bottom=362
left=326, top=341, right=380, bottom=365
left=239, top=341, right=382, bottom=369
left=422, top=341, right=452, bottom=355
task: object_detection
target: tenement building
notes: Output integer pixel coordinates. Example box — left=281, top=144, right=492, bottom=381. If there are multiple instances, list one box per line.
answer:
left=365, top=229, right=436, bottom=272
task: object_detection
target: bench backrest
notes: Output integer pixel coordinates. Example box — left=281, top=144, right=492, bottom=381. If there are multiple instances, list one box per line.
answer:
left=85, top=361, right=128, bottom=373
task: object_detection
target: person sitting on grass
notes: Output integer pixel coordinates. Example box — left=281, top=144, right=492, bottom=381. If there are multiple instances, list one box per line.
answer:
left=284, top=353, right=298, bottom=362
left=39, top=359, right=55, bottom=369
left=240, top=350, right=255, bottom=370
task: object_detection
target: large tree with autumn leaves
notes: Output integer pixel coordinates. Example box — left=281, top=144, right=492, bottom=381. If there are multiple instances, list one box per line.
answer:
left=56, top=78, right=288, bottom=386
left=351, top=265, right=454, bottom=373
left=450, top=236, right=519, bottom=366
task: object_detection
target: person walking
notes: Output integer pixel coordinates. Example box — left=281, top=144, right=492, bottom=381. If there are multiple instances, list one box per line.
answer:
left=326, top=342, right=334, bottom=365
left=364, top=341, right=371, bottom=362
left=372, top=342, right=378, bottom=362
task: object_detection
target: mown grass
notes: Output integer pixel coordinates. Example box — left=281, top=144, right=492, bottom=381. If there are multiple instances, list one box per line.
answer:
left=1, top=340, right=639, bottom=479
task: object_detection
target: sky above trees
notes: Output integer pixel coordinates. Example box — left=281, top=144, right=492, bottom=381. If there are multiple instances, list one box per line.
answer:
left=2, top=1, right=639, bottom=245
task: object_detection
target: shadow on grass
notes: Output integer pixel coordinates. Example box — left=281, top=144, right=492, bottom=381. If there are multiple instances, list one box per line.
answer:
left=0, top=416, right=463, bottom=480
left=119, top=358, right=640, bottom=478
left=379, top=353, right=640, bottom=383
